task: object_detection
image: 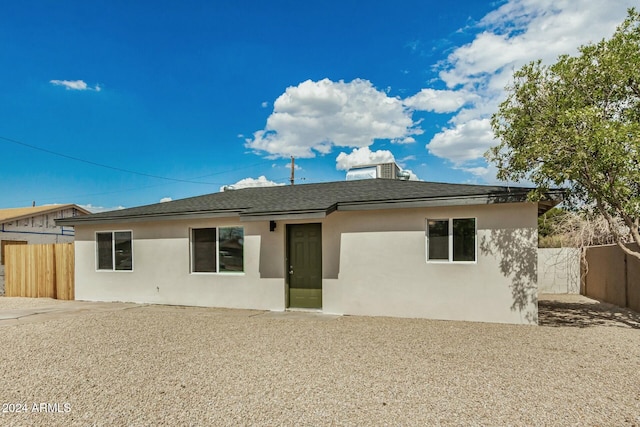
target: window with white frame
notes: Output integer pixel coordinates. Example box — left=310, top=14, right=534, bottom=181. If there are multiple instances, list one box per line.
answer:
left=192, top=227, right=244, bottom=273
left=96, top=231, right=133, bottom=271
left=427, top=218, right=476, bottom=262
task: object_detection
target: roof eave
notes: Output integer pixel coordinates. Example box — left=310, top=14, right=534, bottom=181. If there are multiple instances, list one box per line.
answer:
left=55, top=209, right=244, bottom=226
left=55, top=188, right=561, bottom=226
left=536, top=189, right=566, bottom=215
left=239, top=205, right=337, bottom=222
left=337, top=193, right=531, bottom=211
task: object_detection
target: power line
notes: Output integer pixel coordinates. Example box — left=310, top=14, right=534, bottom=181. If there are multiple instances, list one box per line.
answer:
left=0, top=135, right=246, bottom=185
left=0, top=134, right=283, bottom=206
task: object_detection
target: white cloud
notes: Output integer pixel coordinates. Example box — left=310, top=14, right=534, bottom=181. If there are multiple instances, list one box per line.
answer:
left=261, top=101, right=269, bottom=108
left=50, top=79, right=101, bottom=91
left=271, top=162, right=301, bottom=170
left=403, top=88, right=477, bottom=113
left=50, top=79, right=87, bottom=90
left=220, top=176, right=284, bottom=191
left=335, top=147, right=395, bottom=171
left=427, top=119, right=496, bottom=163
left=438, top=1, right=626, bottom=90
left=398, top=155, right=416, bottom=162
left=393, top=136, right=416, bottom=144
left=242, top=2, right=629, bottom=184
left=79, top=204, right=125, bottom=213
left=455, top=164, right=535, bottom=187
left=424, top=0, right=631, bottom=177
left=160, top=197, right=172, bottom=203
left=246, top=78, right=422, bottom=158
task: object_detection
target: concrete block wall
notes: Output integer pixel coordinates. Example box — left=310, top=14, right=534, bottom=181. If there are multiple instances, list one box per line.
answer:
left=583, top=243, right=640, bottom=313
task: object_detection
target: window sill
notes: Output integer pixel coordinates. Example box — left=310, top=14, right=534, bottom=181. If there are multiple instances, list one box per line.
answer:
left=95, top=269, right=134, bottom=272
left=426, top=260, right=477, bottom=265
left=190, top=272, right=246, bottom=276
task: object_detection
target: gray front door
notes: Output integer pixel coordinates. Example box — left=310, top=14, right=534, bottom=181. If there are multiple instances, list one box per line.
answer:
left=287, top=223, right=322, bottom=308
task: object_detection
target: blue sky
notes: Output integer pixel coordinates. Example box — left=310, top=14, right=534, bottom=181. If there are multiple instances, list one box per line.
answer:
left=0, top=0, right=635, bottom=211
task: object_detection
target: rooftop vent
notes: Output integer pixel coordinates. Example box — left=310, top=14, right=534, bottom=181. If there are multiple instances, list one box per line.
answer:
left=397, top=170, right=411, bottom=181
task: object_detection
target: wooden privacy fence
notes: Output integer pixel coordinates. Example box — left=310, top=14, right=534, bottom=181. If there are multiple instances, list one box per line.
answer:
left=582, top=243, right=640, bottom=313
left=4, top=243, right=74, bottom=300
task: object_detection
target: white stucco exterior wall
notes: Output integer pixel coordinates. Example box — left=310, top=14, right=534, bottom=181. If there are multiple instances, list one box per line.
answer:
left=74, top=218, right=284, bottom=311
left=72, top=202, right=539, bottom=324
left=322, top=203, right=538, bottom=324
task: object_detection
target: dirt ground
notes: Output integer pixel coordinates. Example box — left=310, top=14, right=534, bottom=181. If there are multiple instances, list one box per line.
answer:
left=0, top=294, right=638, bottom=426
left=538, top=293, right=640, bottom=328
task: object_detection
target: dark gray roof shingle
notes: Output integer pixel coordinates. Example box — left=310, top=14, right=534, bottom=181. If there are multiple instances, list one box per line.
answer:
left=57, top=179, right=559, bottom=225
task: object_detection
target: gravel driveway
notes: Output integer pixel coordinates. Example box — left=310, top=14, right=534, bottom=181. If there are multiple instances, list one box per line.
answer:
left=0, top=295, right=639, bottom=426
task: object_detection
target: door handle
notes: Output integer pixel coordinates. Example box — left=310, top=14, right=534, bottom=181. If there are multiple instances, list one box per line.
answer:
left=289, top=266, right=294, bottom=275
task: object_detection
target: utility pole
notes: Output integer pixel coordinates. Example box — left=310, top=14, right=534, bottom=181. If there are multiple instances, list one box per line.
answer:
left=290, top=156, right=295, bottom=186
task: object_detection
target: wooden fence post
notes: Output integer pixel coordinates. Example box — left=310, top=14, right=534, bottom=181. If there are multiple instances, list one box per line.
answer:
left=624, top=253, right=629, bottom=309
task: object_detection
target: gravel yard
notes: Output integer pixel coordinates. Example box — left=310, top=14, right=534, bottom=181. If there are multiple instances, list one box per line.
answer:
left=0, top=295, right=639, bottom=426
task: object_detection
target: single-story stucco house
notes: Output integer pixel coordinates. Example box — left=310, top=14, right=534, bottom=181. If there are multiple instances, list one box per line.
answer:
left=57, top=178, right=561, bottom=324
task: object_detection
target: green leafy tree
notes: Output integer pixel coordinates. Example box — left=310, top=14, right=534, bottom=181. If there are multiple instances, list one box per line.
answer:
left=488, top=9, right=640, bottom=260
left=538, top=207, right=565, bottom=238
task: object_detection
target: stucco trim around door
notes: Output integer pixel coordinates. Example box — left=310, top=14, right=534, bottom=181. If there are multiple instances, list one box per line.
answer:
left=286, top=223, right=322, bottom=309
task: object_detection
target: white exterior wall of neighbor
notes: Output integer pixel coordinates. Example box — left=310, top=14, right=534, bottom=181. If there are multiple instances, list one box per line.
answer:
left=537, top=247, right=581, bottom=294
left=0, top=207, right=79, bottom=295
left=73, top=202, right=539, bottom=324
left=1, top=207, right=79, bottom=241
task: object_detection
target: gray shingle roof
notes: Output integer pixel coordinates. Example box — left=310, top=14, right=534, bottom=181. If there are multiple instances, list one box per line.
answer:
left=57, top=179, right=561, bottom=225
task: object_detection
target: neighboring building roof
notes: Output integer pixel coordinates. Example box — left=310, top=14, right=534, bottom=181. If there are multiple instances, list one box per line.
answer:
left=0, top=204, right=91, bottom=224
left=57, top=180, right=563, bottom=226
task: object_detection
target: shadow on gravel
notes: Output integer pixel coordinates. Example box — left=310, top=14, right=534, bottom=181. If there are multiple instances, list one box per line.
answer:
left=539, top=300, right=640, bottom=329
